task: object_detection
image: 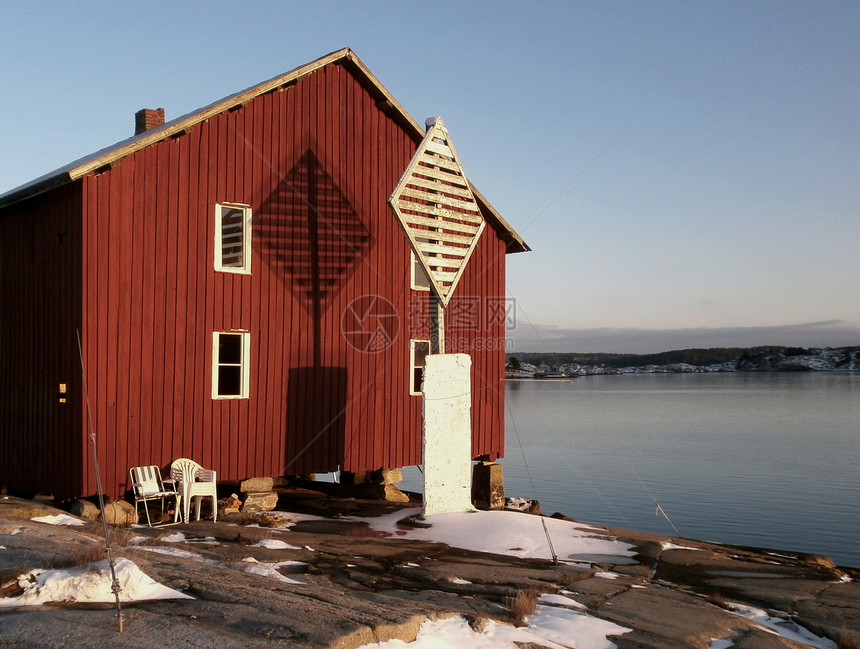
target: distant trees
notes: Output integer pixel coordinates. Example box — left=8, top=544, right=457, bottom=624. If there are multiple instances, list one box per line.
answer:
left=506, top=346, right=860, bottom=373
left=507, top=346, right=828, bottom=370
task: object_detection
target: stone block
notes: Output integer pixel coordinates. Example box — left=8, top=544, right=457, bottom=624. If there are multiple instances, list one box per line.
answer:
left=379, top=469, right=403, bottom=485
left=69, top=499, right=100, bottom=521
left=472, top=461, right=504, bottom=510
left=341, top=470, right=372, bottom=486
left=506, top=497, right=541, bottom=515
left=353, top=483, right=410, bottom=503
left=346, top=469, right=402, bottom=486
left=383, top=484, right=410, bottom=503
left=100, top=500, right=137, bottom=526
left=219, top=493, right=242, bottom=517
left=240, top=491, right=279, bottom=513
left=240, top=476, right=274, bottom=493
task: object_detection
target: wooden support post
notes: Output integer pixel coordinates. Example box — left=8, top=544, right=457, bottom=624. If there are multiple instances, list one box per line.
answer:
left=429, top=294, right=445, bottom=354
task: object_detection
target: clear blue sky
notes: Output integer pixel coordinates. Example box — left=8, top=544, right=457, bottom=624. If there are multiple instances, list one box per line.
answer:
left=3, top=1, right=859, bottom=353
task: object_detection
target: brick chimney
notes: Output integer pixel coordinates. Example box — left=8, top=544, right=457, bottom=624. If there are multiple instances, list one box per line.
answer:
left=134, top=108, right=165, bottom=135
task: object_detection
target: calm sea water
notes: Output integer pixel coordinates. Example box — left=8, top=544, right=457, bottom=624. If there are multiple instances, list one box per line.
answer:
left=397, top=372, right=860, bottom=567
left=501, top=373, right=860, bottom=569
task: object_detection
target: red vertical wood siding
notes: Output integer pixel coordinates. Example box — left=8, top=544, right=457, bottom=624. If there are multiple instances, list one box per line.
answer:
left=0, top=184, right=84, bottom=499
left=2, top=61, right=507, bottom=500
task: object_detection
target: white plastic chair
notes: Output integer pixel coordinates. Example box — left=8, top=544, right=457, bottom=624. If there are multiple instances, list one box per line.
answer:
left=170, top=458, right=218, bottom=523
left=129, top=465, right=181, bottom=526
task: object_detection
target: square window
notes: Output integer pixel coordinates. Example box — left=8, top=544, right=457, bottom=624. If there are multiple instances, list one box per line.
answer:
left=215, top=203, right=252, bottom=273
left=410, top=339, right=430, bottom=395
left=410, top=251, right=431, bottom=291
left=212, top=331, right=250, bottom=399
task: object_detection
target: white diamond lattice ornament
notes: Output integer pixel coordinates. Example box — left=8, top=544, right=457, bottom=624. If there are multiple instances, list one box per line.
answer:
left=388, top=117, right=485, bottom=307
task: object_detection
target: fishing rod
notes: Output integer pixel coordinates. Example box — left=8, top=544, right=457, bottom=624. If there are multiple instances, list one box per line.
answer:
left=76, top=329, right=124, bottom=633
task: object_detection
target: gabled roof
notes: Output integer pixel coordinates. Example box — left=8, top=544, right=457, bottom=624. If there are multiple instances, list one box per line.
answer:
left=0, top=48, right=528, bottom=253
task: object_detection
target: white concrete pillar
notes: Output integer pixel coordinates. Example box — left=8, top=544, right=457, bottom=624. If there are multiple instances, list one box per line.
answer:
left=422, top=353, right=474, bottom=516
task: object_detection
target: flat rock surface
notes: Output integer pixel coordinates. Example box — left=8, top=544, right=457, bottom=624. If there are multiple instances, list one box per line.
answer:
left=1, top=492, right=858, bottom=649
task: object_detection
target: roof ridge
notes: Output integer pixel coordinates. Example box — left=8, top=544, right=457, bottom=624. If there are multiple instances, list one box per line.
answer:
left=0, top=49, right=527, bottom=252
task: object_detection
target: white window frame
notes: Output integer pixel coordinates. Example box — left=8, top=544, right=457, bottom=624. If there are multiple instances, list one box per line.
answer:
left=215, top=203, right=252, bottom=274
left=410, top=250, right=431, bottom=291
left=212, top=331, right=251, bottom=399
left=409, top=339, right=431, bottom=396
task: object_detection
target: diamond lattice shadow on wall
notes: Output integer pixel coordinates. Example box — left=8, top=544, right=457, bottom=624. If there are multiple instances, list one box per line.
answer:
left=257, top=149, right=371, bottom=312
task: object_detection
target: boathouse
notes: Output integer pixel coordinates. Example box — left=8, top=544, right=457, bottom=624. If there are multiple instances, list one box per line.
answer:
left=0, top=49, right=528, bottom=501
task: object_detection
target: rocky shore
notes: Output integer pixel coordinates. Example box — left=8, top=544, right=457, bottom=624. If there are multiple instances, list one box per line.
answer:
left=1, top=489, right=859, bottom=649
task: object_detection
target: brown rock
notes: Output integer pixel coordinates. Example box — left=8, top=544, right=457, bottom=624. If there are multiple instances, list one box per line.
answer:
left=342, top=470, right=372, bottom=486
left=795, top=580, right=860, bottom=645
left=383, top=484, right=410, bottom=503
left=99, top=500, right=137, bottom=526
left=507, top=498, right=542, bottom=515
left=219, top=493, right=243, bottom=517
left=379, top=468, right=403, bottom=485
left=351, top=483, right=411, bottom=502
left=240, top=491, right=279, bottom=513
left=69, top=499, right=100, bottom=521
left=343, top=469, right=402, bottom=486
left=240, top=476, right=274, bottom=493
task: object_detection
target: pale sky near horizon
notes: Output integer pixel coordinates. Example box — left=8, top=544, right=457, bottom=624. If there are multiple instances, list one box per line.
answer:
left=2, top=1, right=858, bottom=353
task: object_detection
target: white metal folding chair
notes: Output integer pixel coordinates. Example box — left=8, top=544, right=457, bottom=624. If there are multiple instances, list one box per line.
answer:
left=129, top=465, right=181, bottom=526
left=170, top=458, right=218, bottom=523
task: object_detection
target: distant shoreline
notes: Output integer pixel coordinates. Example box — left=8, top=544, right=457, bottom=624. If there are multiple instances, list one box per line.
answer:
left=506, top=376, right=573, bottom=381
left=506, top=345, right=860, bottom=378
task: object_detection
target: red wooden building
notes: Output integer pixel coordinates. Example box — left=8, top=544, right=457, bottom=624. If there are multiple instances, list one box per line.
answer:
left=0, top=49, right=527, bottom=501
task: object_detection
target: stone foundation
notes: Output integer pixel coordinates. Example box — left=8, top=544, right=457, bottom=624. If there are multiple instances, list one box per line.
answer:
left=471, top=461, right=504, bottom=510
left=234, top=476, right=279, bottom=514
left=341, top=468, right=410, bottom=502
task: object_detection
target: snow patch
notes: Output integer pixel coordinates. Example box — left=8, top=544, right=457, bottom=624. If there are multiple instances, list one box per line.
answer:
left=0, top=557, right=191, bottom=606
left=249, top=538, right=300, bottom=550
left=238, top=559, right=305, bottom=585
left=134, top=545, right=217, bottom=563
left=356, top=607, right=630, bottom=649
left=539, top=593, right=586, bottom=609
left=727, top=603, right=838, bottom=648
left=595, top=571, right=619, bottom=580
left=31, top=514, right=84, bottom=527
left=355, top=509, right=634, bottom=562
